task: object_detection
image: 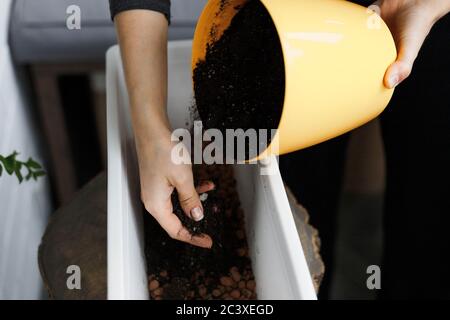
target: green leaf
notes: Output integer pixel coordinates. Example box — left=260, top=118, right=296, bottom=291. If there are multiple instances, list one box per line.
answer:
left=0, top=152, right=45, bottom=183
left=34, top=170, right=46, bottom=177
left=15, top=168, right=23, bottom=184
left=32, top=170, right=46, bottom=181
left=26, top=157, right=42, bottom=169
left=2, top=153, right=17, bottom=175
left=25, top=169, right=33, bottom=181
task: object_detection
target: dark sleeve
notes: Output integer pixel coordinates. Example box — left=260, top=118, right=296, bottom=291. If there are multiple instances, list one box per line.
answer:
left=109, top=0, right=171, bottom=23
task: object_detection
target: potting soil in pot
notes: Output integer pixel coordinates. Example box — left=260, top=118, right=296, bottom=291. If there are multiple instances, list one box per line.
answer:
left=144, top=164, right=256, bottom=300
left=193, top=0, right=285, bottom=161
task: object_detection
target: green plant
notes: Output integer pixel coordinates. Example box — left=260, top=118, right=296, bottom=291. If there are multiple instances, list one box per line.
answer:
left=0, top=151, right=45, bottom=183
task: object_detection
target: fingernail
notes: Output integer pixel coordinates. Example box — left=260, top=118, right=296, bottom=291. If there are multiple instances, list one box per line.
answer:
left=389, top=74, right=399, bottom=88
left=191, top=207, right=204, bottom=221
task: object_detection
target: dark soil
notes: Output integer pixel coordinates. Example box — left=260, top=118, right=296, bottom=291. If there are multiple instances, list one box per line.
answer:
left=193, top=0, right=285, bottom=161
left=144, top=164, right=257, bottom=300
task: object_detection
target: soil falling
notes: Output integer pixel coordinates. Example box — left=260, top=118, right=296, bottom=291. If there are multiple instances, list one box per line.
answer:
left=194, top=0, right=285, bottom=161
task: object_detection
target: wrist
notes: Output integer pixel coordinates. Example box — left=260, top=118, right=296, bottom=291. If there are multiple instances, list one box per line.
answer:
left=131, top=104, right=172, bottom=144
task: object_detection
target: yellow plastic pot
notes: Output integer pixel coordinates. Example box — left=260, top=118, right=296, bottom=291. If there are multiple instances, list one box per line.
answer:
left=192, top=0, right=396, bottom=160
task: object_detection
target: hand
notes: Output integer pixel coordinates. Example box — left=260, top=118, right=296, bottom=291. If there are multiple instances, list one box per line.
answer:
left=114, top=11, right=214, bottom=248
left=135, top=122, right=215, bottom=249
left=375, top=0, right=450, bottom=88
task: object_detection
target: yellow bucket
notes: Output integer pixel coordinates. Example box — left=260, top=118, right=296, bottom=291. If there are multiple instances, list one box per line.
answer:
left=192, top=0, right=396, bottom=160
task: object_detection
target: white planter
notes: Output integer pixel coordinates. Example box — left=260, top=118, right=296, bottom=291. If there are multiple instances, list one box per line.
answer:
left=106, top=41, right=317, bottom=300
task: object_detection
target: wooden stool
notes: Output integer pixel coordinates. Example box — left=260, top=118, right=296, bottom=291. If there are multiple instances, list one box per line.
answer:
left=31, top=63, right=105, bottom=205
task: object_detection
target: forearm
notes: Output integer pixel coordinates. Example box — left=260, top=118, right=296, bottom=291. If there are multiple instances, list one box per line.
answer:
left=112, top=9, right=212, bottom=248
left=114, top=10, right=170, bottom=142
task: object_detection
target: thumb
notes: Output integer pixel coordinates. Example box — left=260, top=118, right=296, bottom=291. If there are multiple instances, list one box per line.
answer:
left=384, top=17, right=433, bottom=89
left=384, top=46, right=415, bottom=89
left=174, top=175, right=204, bottom=222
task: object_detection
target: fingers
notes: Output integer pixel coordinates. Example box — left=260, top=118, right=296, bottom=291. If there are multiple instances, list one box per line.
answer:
left=155, top=211, right=213, bottom=249
left=384, top=59, right=412, bottom=89
left=196, top=180, right=215, bottom=194
left=174, top=172, right=205, bottom=221
left=384, top=39, right=419, bottom=88
left=384, top=13, right=434, bottom=89
left=143, top=190, right=213, bottom=249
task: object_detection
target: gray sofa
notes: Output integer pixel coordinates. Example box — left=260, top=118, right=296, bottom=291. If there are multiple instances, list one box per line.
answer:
left=9, top=0, right=207, bottom=63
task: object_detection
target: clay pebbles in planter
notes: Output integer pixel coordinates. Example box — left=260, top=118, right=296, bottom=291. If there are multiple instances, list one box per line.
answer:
left=143, top=0, right=285, bottom=300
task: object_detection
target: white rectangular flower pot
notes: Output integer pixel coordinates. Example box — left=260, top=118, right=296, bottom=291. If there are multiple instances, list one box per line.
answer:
left=106, top=41, right=317, bottom=300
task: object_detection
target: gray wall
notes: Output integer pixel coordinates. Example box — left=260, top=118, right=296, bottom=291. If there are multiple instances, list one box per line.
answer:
left=0, top=0, right=52, bottom=299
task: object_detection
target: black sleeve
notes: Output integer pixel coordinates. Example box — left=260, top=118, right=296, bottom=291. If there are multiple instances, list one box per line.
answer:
left=109, top=0, right=171, bottom=23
